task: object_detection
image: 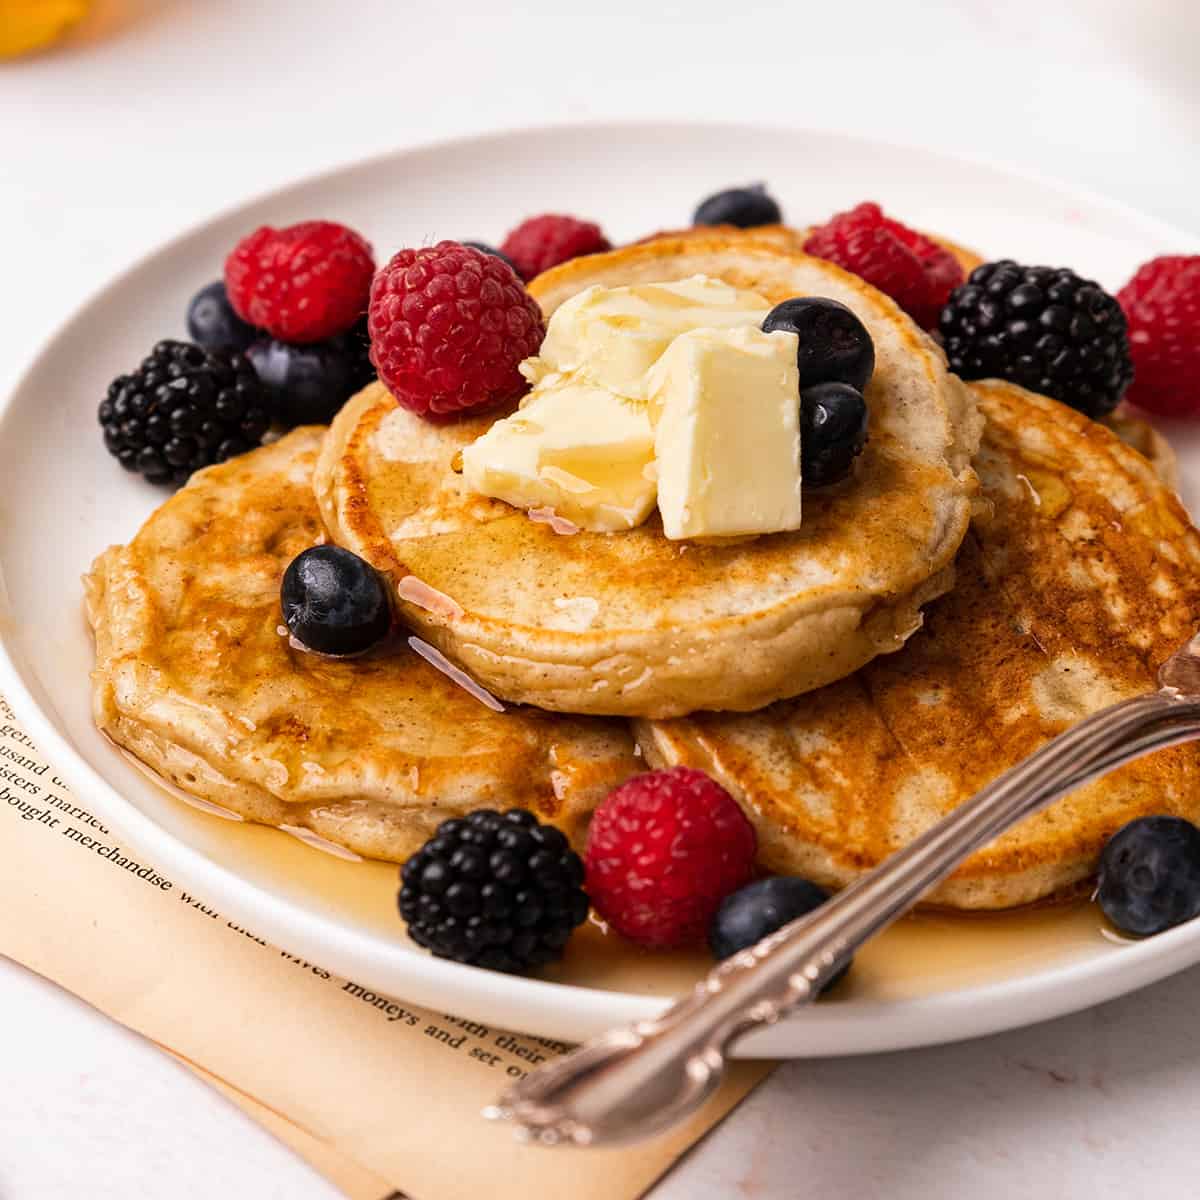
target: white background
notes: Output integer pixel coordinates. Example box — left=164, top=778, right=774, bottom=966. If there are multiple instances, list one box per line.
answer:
left=4, top=1, right=1200, bottom=1196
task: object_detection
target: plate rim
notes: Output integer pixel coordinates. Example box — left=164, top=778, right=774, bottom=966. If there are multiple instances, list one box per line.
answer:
left=4, top=118, right=1200, bottom=1058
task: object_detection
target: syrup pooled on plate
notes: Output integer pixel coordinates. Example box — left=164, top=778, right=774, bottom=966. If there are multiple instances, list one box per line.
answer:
left=152, top=783, right=1117, bottom=1005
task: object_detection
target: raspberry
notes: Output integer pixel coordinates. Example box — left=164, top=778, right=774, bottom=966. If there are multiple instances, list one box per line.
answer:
left=367, top=241, right=544, bottom=420
left=804, top=202, right=963, bottom=329
left=584, top=767, right=757, bottom=949
left=225, top=220, right=375, bottom=344
left=499, top=214, right=611, bottom=281
left=1117, top=256, right=1200, bottom=418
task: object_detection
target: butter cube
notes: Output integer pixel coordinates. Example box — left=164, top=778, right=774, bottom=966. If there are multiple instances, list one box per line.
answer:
left=529, top=276, right=771, bottom=400
left=461, top=378, right=657, bottom=532
left=648, top=326, right=803, bottom=540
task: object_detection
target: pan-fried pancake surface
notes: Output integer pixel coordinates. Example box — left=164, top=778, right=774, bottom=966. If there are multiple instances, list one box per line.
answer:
left=86, top=428, right=640, bottom=861
left=315, top=235, right=982, bottom=719
left=640, top=381, right=1200, bottom=909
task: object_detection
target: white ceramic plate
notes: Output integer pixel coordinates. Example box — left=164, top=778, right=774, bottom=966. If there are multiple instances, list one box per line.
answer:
left=4, top=122, right=1200, bottom=1058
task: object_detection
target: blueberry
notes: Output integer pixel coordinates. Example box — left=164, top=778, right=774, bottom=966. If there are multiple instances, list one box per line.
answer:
left=281, top=545, right=391, bottom=656
left=1097, top=816, right=1200, bottom=937
left=692, top=183, right=782, bottom=229
left=186, top=281, right=257, bottom=355
left=247, top=318, right=374, bottom=426
left=801, top=382, right=869, bottom=487
left=710, top=877, right=850, bottom=990
left=462, top=241, right=518, bottom=273
left=763, top=297, right=875, bottom=392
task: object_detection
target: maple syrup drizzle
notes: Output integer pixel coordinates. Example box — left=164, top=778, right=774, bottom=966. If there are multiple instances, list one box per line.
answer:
left=151, top=783, right=1118, bottom=1005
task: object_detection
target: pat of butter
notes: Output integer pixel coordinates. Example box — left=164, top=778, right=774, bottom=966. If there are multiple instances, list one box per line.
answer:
left=648, top=325, right=803, bottom=540
left=461, top=378, right=656, bottom=532
left=524, top=276, right=771, bottom=400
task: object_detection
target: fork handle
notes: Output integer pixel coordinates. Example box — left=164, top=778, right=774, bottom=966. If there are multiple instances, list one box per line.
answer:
left=502, top=688, right=1200, bottom=1143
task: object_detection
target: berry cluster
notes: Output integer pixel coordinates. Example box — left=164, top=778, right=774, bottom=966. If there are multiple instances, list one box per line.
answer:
left=762, top=296, right=874, bottom=486
left=99, top=178, right=1200, bottom=491
left=395, top=766, right=850, bottom=986
left=102, top=220, right=379, bottom=484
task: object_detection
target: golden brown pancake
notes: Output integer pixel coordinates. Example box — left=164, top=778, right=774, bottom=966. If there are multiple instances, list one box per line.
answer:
left=316, top=234, right=981, bottom=719
left=639, top=381, right=1200, bottom=909
left=85, top=428, right=640, bottom=861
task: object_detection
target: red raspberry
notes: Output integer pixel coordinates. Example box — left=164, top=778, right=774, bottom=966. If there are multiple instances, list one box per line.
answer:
left=500, top=214, right=612, bottom=281
left=367, top=241, right=544, bottom=420
left=804, top=202, right=963, bottom=329
left=224, top=220, right=375, bottom=343
left=1117, top=256, right=1200, bottom=418
left=584, top=767, right=757, bottom=949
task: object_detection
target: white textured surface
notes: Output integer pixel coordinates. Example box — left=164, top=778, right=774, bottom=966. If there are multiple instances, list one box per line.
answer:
left=4, top=0, right=1200, bottom=1196
left=0, top=958, right=341, bottom=1199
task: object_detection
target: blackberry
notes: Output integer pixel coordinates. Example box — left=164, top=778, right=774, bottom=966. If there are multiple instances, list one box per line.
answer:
left=939, top=261, right=1134, bottom=419
left=99, top=340, right=271, bottom=485
left=399, top=809, right=590, bottom=973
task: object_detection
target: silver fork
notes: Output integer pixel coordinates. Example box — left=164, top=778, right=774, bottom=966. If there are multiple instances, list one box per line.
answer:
left=484, top=632, right=1200, bottom=1147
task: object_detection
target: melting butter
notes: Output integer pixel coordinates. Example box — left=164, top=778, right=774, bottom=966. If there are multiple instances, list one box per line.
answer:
left=461, top=377, right=657, bottom=532
left=649, top=325, right=803, bottom=540
left=526, top=275, right=771, bottom=400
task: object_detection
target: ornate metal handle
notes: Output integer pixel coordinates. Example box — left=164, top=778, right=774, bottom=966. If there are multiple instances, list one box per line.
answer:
left=489, top=685, right=1200, bottom=1147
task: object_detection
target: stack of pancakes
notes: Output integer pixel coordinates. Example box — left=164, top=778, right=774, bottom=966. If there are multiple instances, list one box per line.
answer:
left=87, top=230, right=1200, bottom=911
